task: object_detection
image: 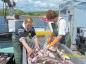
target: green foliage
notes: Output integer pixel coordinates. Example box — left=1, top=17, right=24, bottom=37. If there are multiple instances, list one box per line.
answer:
left=1, top=0, right=9, bottom=3
left=26, top=11, right=46, bottom=16
left=0, top=9, right=9, bottom=16
left=0, top=8, right=46, bottom=16
left=14, top=9, right=26, bottom=15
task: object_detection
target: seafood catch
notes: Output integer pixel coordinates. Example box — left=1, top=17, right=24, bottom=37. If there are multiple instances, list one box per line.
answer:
left=28, top=48, right=73, bottom=64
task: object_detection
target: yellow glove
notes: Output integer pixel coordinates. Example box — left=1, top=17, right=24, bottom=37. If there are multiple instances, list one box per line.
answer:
left=47, top=37, right=51, bottom=43
left=47, top=38, right=59, bottom=48
left=47, top=33, right=56, bottom=43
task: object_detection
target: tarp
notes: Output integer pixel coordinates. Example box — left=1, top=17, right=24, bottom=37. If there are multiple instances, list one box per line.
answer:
left=0, top=47, right=14, bottom=53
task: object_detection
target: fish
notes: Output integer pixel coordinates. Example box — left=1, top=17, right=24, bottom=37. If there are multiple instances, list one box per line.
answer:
left=28, top=49, right=73, bottom=64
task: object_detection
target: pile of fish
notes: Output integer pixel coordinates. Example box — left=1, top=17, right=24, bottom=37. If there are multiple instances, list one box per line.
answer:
left=28, top=48, right=74, bottom=64
left=0, top=53, right=10, bottom=64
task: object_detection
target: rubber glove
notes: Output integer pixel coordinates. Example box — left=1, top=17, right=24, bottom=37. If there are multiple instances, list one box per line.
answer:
left=47, top=38, right=59, bottom=48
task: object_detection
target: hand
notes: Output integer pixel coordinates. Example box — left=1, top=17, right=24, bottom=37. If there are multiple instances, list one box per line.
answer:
left=35, top=44, right=40, bottom=50
left=46, top=44, right=51, bottom=49
left=28, top=48, right=33, bottom=57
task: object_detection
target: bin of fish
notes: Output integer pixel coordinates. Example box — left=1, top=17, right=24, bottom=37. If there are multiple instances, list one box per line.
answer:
left=28, top=48, right=74, bottom=64
left=0, top=53, right=11, bottom=64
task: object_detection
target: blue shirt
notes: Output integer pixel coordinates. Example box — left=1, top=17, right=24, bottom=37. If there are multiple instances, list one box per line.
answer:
left=15, top=25, right=36, bottom=39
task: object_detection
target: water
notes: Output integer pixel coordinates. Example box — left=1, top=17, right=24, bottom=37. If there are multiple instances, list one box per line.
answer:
left=20, top=16, right=47, bottom=28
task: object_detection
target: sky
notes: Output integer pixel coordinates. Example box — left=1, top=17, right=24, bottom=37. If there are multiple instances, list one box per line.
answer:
left=0, top=0, right=86, bottom=12
left=0, top=0, right=62, bottom=12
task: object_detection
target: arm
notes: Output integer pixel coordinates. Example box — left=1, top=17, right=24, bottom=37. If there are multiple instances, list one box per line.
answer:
left=33, top=36, right=40, bottom=49
left=30, top=27, right=40, bottom=49
left=47, top=19, right=67, bottom=48
left=47, top=35, right=63, bottom=48
left=17, top=27, right=33, bottom=56
left=19, top=37, right=32, bottom=51
left=19, top=37, right=33, bottom=56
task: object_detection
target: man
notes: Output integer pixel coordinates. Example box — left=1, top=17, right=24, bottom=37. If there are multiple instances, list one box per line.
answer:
left=45, top=10, right=67, bottom=50
left=16, top=17, right=39, bottom=56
